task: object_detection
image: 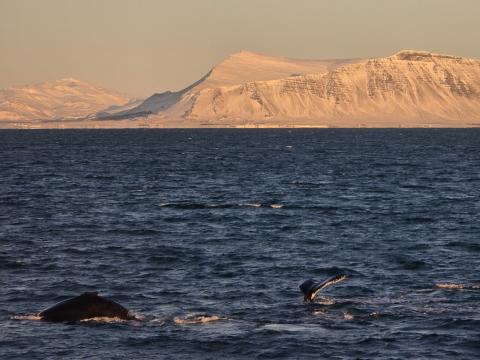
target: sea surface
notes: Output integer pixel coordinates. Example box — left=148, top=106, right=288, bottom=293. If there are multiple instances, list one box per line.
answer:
left=1, top=129, right=479, bottom=359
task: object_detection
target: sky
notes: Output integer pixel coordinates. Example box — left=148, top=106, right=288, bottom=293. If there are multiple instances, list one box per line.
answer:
left=1, top=0, right=479, bottom=97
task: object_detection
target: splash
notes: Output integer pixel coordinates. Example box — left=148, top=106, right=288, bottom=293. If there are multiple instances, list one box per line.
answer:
left=436, top=283, right=464, bottom=289
left=12, top=313, right=143, bottom=323
left=314, top=298, right=336, bottom=305
left=150, top=318, right=166, bottom=325
left=78, top=311, right=145, bottom=323
left=128, top=311, right=145, bottom=321
left=174, top=314, right=225, bottom=325
left=243, top=203, right=262, bottom=208
left=270, top=204, right=283, bottom=209
left=343, top=312, right=354, bottom=321
left=80, top=317, right=128, bottom=323
left=436, top=283, right=480, bottom=290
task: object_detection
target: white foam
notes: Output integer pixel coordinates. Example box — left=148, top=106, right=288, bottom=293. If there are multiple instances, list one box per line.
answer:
left=436, top=283, right=464, bottom=289
left=314, top=298, right=336, bottom=305
left=11, top=315, right=42, bottom=321
left=436, top=283, right=480, bottom=290
left=150, top=318, right=166, bottom=325
left=262, top=323, right=324, bottom=333
left=174, top=314, right=224, bottom=325
left=79, top=317, right=127, bottom=323
left=244, top=203, right=262, bottom=208
left=270, top=204, right=284, bottom=209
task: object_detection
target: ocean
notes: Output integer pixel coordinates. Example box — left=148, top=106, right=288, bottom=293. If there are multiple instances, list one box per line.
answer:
left=1, top=129, right=479, bottom=359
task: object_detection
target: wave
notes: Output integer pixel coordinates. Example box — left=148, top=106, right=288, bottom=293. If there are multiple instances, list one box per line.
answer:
left=403, top=217, right=435, bottom=224
left=159, top=202, right=266, bottom=210
left=312, top=266, right=363, bottom=277
left=0, top=259, right=27, bottom=270
left=105, top=228, right=163, bottom=236
left=261, top=323, right=326, bottom=333
left=395, top=257, right=429, bottom=271
left=158, top=202, right=338, bottom=211
left=445, top=241, right=480, bottom=252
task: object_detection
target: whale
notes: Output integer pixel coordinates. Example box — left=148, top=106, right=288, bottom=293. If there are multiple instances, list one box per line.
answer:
left=38, top=292, right=135, bottom=322
left=300, top=275, right=347, bottom=302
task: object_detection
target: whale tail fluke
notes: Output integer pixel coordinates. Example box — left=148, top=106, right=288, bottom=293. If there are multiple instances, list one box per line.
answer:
left=300, top=275, right=347, bottom=302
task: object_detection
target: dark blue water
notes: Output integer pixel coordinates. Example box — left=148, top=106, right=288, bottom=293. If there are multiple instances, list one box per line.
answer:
left=1, top=129, right=479, bottom=359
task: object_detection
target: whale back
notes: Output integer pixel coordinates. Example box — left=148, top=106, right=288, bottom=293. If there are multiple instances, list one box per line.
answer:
left=39, top=292, right=131, bottom=322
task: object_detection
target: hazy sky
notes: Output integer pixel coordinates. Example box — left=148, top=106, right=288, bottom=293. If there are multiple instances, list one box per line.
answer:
left=1, top=0, right=479, bottom=96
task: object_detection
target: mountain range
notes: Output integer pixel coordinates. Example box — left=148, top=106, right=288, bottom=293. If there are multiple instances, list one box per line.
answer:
left=1, top=50, right=480, bottom=128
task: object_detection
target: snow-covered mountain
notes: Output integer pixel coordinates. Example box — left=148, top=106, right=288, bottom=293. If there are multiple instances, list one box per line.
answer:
left=0, top=78, right=132, bottom=122
left=120, top=51, right=361, bottom=119
left=115, top=50, right=480, bottom=128
left=2, top=50, right=480, bottom=128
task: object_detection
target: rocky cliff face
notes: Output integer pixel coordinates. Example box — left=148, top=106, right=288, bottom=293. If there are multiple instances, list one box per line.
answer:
left=160, top=50, right=480, bottom=127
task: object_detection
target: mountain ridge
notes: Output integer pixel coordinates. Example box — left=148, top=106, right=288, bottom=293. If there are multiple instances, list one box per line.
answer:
left=127, top=49, right=480, bottom=127
left=1, top=50, right=480, bottom=128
